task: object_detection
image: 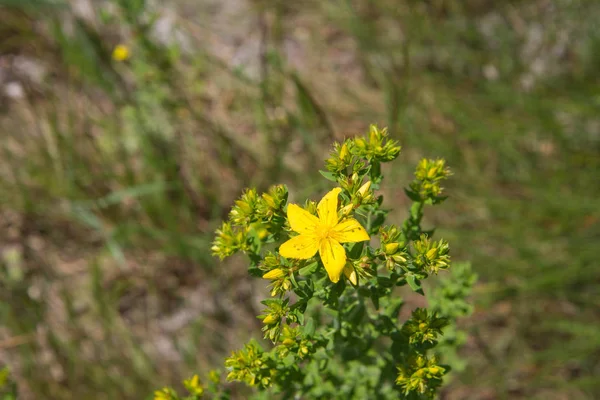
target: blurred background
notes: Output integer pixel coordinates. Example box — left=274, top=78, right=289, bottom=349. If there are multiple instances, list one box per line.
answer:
left=0, top=0, right=599, bottom=399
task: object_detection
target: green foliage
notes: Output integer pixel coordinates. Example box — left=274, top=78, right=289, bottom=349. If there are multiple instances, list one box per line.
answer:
left=0, top=367, right=17, bottom=400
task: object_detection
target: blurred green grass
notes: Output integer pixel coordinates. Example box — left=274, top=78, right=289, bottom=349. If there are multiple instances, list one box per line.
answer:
left=0, top=0, right=599, bottom=399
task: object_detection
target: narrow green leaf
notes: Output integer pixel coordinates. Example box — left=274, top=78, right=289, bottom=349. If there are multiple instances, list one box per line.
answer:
left=319, top=170, right=338, bottom=182
left=299, top=261, right=319, bottom=276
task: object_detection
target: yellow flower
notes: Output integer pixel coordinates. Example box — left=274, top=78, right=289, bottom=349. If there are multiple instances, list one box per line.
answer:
left=112, top=44, right=130, bottom=61
left=279, top=188, right=370, bottom=282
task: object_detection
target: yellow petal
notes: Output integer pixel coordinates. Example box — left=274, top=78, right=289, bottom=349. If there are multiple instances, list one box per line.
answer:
left=279, top=235, right=319, bottom=259
left=332, top=218, right=370, bottom=243
left=319, top=238, right=346, bottom=283
left=287, top=203, right=319, bottom=234
left=343, top=264, right=358, bottom=286
left=317, top=188, right=341, bottom=227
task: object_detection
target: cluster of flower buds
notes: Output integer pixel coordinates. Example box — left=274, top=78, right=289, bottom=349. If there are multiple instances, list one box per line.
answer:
left=275, top=325, right=311, bottom=359
left=401, top=308, right=448, bottom=345
left=395, top=354, right=446, bottom=397
left=224, top=342, right=276, bottom=388
left=338, top=178, right=375, bottom=218
left=412, top=234, right=451, bottom=275
left=211, top=185, right=288, bottom=260
left=353, top=125, right=402, bottom=162
left=325, top=125, right=401, bottom=179
left=409, top=158, right=452, bottom=201
left=258, top=298, right=291, bottom=342
left=211, top=222, right=248, bottom=260
left=183, top=375, right=204, bottom=396
left=153, top=374, right=204, bottom=400
left=378, top=225, right=408, bottom=271
left=325, top=141, right=354, bottom=173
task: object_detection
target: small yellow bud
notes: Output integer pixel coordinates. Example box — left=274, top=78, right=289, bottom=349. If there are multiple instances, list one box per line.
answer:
left=354, top=138, right=367, bottom=149
left=339, top=204, right=353, bottom=216
left=262, top=314, right=277, bottom=325
left=343, top=264, right=358, bottom=286
left=112, top=44, right=130, bottom=61
left=256, top=226, right=269, bottom=239
left=426, top=248, right=438, bottom=260
left=427, top=167, right=437, bottom=179
left=262, top=268, right=285, bottom=280
left=392, top=254, right=407, bottom=264
left=357, top=181, right=372, bottom=198
left=282, top=280, right=292, bottom=291
left=262, top=193, right=276, bottom=209
left=384, top=242, right=400, bottom=255
left=339, top=143, right=349, bottom=161
left=369, top=125, right=379, bottom=143
left=282, top=338, right=295, bottom=346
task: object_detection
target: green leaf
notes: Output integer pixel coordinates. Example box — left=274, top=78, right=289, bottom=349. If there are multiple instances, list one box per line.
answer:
left=319, top=170, right=338, bottom=182
left=406, top=275, right=424, bottom=295
left=410, top=202, right=423, bottom=220
left=369, top=162, right=381, bottom=179
left=348, top=242, right=364, bottom=259
left=404, top=188, right=422, bottom=202
left=303, top=317, right=316, bottom=337
left=299, top=261, right=319, bottom=276
left=370, top=287, right=380, bottom=310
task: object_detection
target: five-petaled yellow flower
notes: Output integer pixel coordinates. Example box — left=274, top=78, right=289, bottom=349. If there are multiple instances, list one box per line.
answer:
left=279, top=188, right=370, bottom=283
left=112, top=44, right=130, bottom=61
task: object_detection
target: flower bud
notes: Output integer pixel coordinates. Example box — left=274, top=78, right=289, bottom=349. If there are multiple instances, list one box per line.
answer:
left=343, top=264, right=358, bottom=286
left=262, top=314, right=277, bottom=325
left=426, top=248, right=438, bottom=260
left=339, top=204, right=353, bottom=217
left=262, top=269, right=285, bottom=280
left=354, top=138, right=367, bottom=149
left=392, top=253, right=407, bottom=264
left=282, top=280, right=291, bottom=291
left=357, top=180, right=372, bottom=198
left=384, top=242, right=400, bottom=255
left=339, top=143, right=349, bottom=162
left=386, top=258, right=396, bottom=271
left=262, top=193, right=276, bottom=209
left=369, top=124, right=379, bottom=143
